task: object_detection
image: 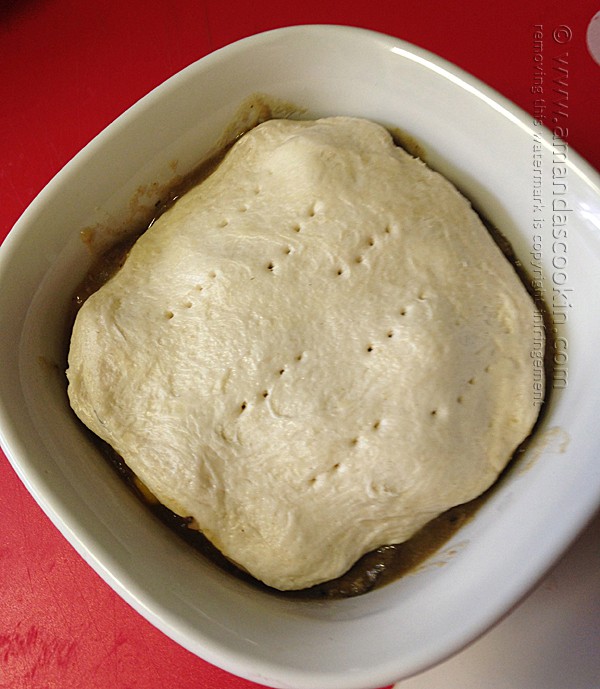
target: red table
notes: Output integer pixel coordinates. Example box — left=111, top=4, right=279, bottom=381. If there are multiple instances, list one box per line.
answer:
left=1, top=2, right=599, bottom=688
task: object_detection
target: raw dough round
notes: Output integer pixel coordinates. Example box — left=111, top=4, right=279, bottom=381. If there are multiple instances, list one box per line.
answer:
left=67, top=117, right=543, bottom=590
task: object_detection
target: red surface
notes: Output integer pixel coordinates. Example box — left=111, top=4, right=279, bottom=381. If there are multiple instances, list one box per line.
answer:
left=1, top=2, right=599, bottom=688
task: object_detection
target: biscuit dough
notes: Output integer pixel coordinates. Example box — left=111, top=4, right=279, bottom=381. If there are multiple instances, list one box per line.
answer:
left=67, top=117, right=543, bottom=590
